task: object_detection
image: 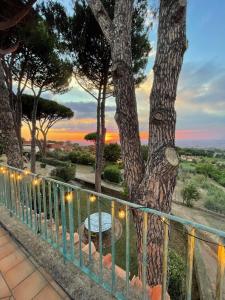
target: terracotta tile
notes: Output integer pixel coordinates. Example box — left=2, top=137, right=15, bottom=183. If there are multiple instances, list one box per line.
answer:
left=49, top=281, right=68, bottom=299
left=0, top=235, right=11, bottom=247
left=0, top=242, right=17, bottom=261
left=0, top=228, right=7, bottom=237
left=0, top=273, right=12, bottom=298
left=4, top=259, right=35, bottom=289
left=12, top=270, right=47, bottom=300
left=0, top=250, right=26, bottom=274
left=33, top=285, right=62, bottom=300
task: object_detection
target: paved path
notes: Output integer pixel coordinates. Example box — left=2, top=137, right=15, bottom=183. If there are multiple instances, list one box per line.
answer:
left=0, top=226, right=69, bottom=300
left=75, top=164, right=123, bottom=192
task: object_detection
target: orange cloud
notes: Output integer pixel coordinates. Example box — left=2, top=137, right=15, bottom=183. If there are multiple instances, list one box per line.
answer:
left=22, top=125, right=214, bottom=144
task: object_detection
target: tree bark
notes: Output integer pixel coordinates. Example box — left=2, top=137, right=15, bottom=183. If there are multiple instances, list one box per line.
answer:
left=0, top=62, right=23, bottom=168
left=30, top=97, right=39, bottom=173
left=95, top=85, right=102, bottom=192
left=88, top=0, right=187, bottom=286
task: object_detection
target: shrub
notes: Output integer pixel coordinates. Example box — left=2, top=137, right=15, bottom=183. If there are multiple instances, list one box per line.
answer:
left=39, top=157, right=69, bottom=167
left=168, top=249, right=185, bottom=299
left=47, top=150, right=70, bottom=161
left=204, top=184, right=225, bottom=214
left=69, top=151, right=95, bottom=165
left=181, top=182, right=200, bottom=207
left=104, top=143, right=121, bottom=162
left=103, top=165, right=122, bottom=183
left=40, top=163, right=46, bottom=168
left=50, top=165, right=76, bottom=182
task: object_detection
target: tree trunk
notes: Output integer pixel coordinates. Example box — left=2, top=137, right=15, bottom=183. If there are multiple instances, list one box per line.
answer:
left=88, top=0, right=186, bottom=286
left=95, top=85, right=102, bottom=192
left=135, top=0, right=186, bottom=284
left=0, top=62, right=23, bottom=168
left=42, top=132, right=47, bottom=158
left=30, top=97, right=39, bottom=173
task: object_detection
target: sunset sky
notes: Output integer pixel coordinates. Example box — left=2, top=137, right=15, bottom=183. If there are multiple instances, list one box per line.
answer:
left=22, top=0, right=225, bottom=145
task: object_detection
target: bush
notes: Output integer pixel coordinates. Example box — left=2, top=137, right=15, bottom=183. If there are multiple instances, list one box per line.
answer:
left=39, top=157, right=69, bottom=167
left=47, top=150, right=70, bottom=161
left=40, top=163, right=46, bottom=168
left=104, top=143, right=121, bottom=162
left=204, top=184, right=225, bottom=214
left=50, top=165, right=76, bottom=182
left=69, top=151, right=95, bottom=165
left=168, top=249, right=185, bottom=299
left=103, top=165, right=122, bottom=183
left=181, top=182, right=200, bottom=207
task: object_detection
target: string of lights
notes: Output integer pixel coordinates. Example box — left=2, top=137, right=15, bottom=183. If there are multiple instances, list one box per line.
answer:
left=0, top=166, right=224, bottom=248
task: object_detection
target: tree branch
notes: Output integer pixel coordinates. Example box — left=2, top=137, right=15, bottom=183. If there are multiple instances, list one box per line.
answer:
left=0, top=43, right=19, bottom=55
left=0, top=0, right=36, bottom=31
left=86, top=0, right=114, bottom=46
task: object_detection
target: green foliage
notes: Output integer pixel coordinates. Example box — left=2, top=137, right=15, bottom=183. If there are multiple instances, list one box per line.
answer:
left=168, top=249, right=185, bottom=299
left=181, top=183, right=200, bottom=207
left=141, top=145, right=148, bottom=161
left=177, top=147, right=214, bottom=157
left=39, top=157, right=70, bottom=167
left=203, top=184, right=225, bottom=214
left=103, top=165, right=122, bottom=183
left=5, top=17, right=73, bottom=95
left=47, top=150, right=70, bottom=161
left=104, top=143, right=121, bottom=162
left=180, top=162, right=196, bottom=173
left=69, top=151, right=95, bottom=165
left=22, top=94, right=73, bottom=122
left=196, top=163, right=225, bottom=187
left=84, top=132, right=97, bottom=143
left=50, top=165, right=76, bottom=182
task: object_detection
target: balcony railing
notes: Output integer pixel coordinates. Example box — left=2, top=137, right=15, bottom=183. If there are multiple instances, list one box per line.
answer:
left=0, top=163, right=224, bottom=300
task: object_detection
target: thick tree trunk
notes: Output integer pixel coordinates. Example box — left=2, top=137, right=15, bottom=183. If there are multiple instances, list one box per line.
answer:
left=30, top=97, right=39, bottom=173
left=0, top=62, right=23, bottom=168
left=88, top=0, right=187, bottom=286
left=133, top=0, right=186, bottom=285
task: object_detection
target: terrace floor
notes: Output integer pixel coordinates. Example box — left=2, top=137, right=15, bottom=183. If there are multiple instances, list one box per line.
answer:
left=0, top=226, right=69, bottom=300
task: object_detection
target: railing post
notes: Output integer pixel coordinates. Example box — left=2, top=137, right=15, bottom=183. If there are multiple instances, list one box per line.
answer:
left=111, top=200, right=116, bottom=294
left=87, top=193, right=92, bottom=265
left=68, top=189, right=75, bottom=261
left=53, top=183, right=59, bottom=246
left=142, top=212, right=148, bottom=300
left=48, top=181, right=53, bottom=242
left=60, top=186, right=67, bottom=258
left=186, top=227, right=196, bottom=300
left=216, top=238, right=225, bottom=300
left=77, top=189, right=83, bottom=267
left=162, top=218, right=169, bottom=300
left=98, top=196, right=103, bottom=283
left=125, top=205, right=130, bottom=296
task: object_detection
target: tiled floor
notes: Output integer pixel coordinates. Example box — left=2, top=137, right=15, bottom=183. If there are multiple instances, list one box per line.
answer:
left=0, top=226, right=69, bottom=300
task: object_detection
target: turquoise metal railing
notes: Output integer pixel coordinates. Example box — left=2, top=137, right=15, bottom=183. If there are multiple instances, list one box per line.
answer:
left=0, top=163, right=224, bottom=300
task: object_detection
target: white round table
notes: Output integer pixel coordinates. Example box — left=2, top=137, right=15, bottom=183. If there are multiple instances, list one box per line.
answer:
left=84, top=212, right=112, bottom=233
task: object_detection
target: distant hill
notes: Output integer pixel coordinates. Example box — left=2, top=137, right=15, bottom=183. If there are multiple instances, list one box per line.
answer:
left=176, top=139, right=225, bottom=150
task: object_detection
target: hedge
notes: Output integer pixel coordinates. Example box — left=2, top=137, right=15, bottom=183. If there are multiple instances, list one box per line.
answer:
left=103, top=165, right=122, bottom=183
left=39, top=157, right=70, bottom=167
left=50, top=165, right=76, bottom=182
left=68, top=151, right=95, bottom=165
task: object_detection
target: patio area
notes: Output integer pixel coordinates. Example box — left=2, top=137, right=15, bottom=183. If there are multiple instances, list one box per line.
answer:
left=0, top=226, right=69, bottom=300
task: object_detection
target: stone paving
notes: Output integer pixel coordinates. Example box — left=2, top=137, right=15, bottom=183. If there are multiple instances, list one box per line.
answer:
left=0, top=226, right=69, bottom=300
